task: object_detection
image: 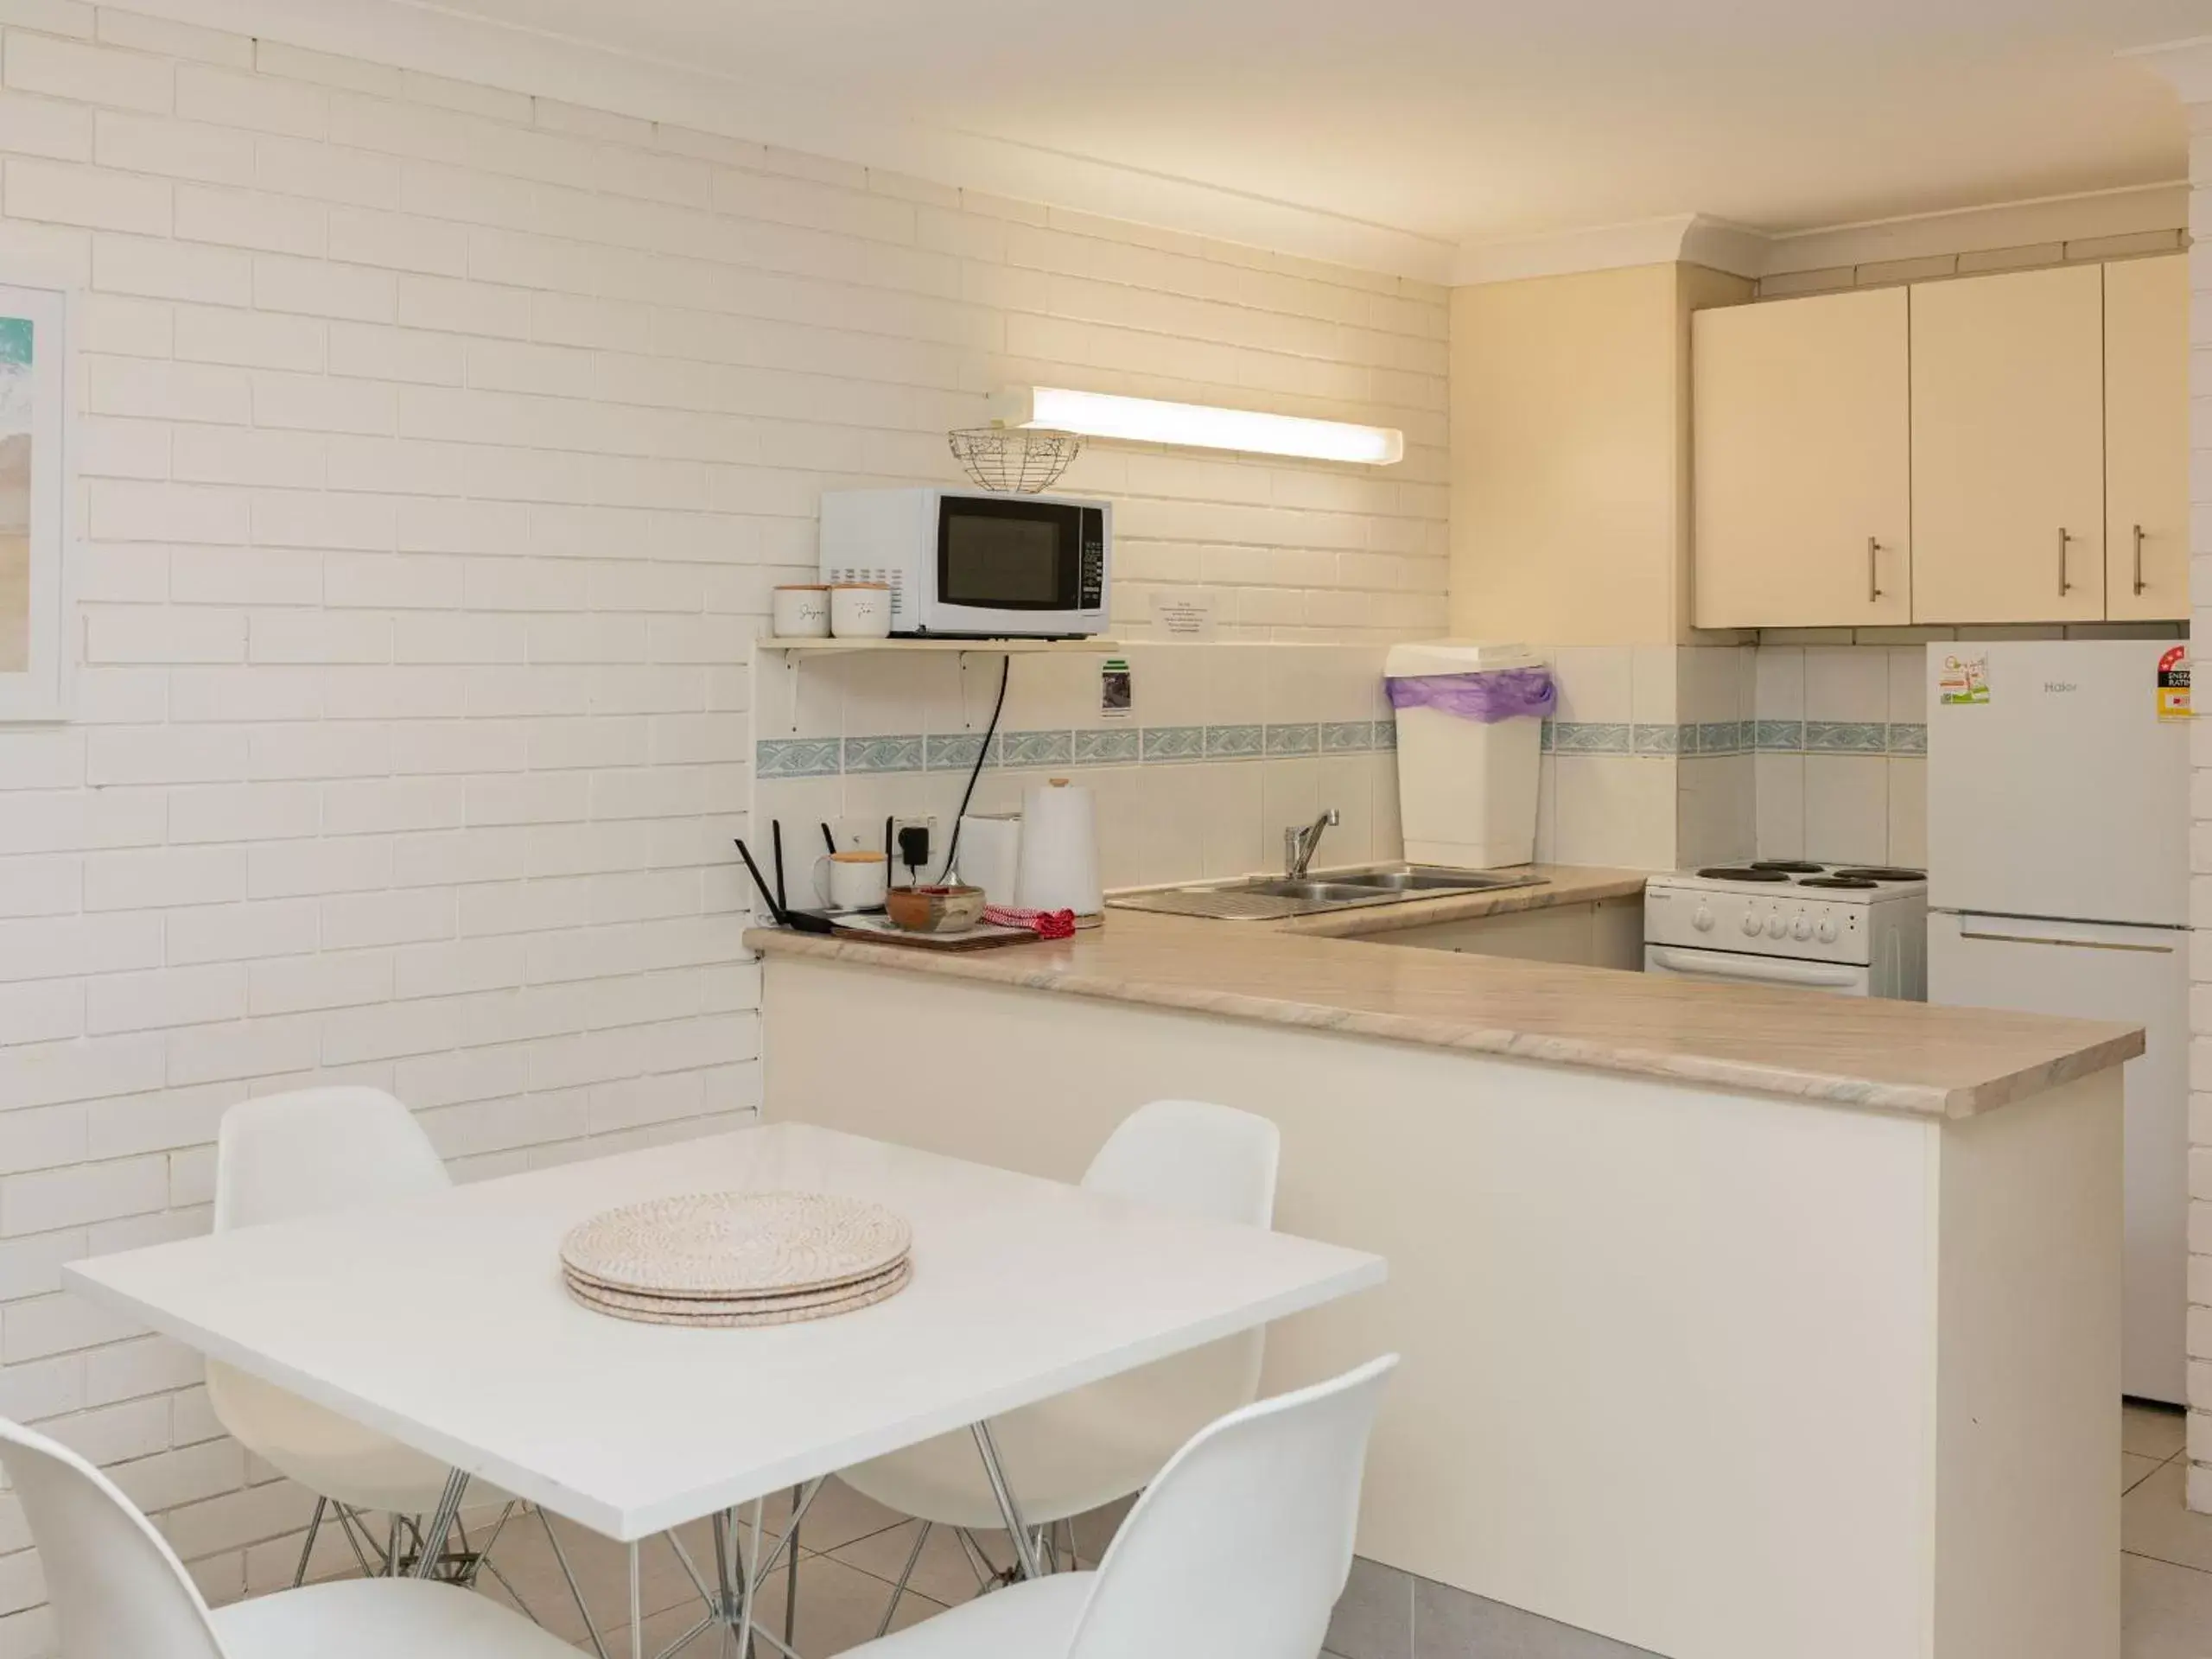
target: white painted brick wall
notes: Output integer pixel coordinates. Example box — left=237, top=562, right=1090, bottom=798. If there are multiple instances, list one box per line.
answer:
left=2190, top=110, right=2212, bottom=1512
left=0, top=4, right=1446, bottom=1642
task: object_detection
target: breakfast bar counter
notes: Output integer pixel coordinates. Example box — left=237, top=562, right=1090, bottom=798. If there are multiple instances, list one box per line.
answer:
left=747, top=870, right=2134, bottom=1659
left=747, top=866, right=2139, bottom=1119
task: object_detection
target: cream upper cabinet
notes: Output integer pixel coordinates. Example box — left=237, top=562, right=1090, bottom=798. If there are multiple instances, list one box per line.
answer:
left=2105, top=255, right=2189, bottom=622
left=1909, top=264, right=2107, bottom=624
left=1692, top=289, right=1910, bottom=628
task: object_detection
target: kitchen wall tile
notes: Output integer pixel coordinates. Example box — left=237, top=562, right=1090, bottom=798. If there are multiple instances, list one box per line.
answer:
left=1630, top=645, right=1678, bottom=725
left=1548, top=645, right=1634, bottom=724
left=753, top=644, right=842, bottom=741
left=1141, top=725, right=1205, bottom=762
left=756, top=737, right=841, bottom=779
left=842, top=734, right=924, bottom=774
left=1087, top=766, right=1147, bottom=891
left=1071, top=728, right=1141, bottom=767
left=1206, top=645, right=1270, bottom=727
left=1206, top=723, right=1263, bottom=759
left=1678, top=646, right=1744, bottom=726
left=1265, top=722, right=1320, bottom=757
left=1135, top=764, right=1209, bottom=887
left=1804, top=646, right=1889, bottom=724
left=1200, top=760, right=1268, bottom=879
left=1803, top=720, right=1885, bottom=753
left=1551, top=721, right=1631, bottom=754
left=1322, top=721, right=1376, bottom=753
left=1631, top=723, right=1679, bottom=756
left=1533, top=753, right=1559, bottom=864
left=1260, top=757, right=1321, bottom=849
left=1123, top=642, right=1207, bottom=729
left=1887, top=757, right=1928, bottom=868
left=1888, top=722, right=1926, bottom=755
left=1266, top=644, right=1330, bottom=725
left=1753, top=645, right=1805, bottom=722
left=1316, top=753, right=1376, bottom=868
left=1553, top=755, right=1675, bottom=871
left=1802, top=754, right=1890, bottom=864
left=842, top=653, right=938, bottom=741
left=1372, top=751, right=1403, bottom=863
left=1009, top=651, right=1104, bottom=732
left=925, top=733, right=995, bottom=771
left=1677, top=755, right=1753, bottom=869
left=1754, top=720, right=1805, bottom=752
left=1000, top=729, right=1073, bottom=768
left=1886, top=645, right=1927, bottom=726
left=1752, top=752, right=1805, bottom=859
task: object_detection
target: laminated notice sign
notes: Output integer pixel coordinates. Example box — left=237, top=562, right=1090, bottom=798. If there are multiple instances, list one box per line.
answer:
left=2159, top=645, right=2190, bottom=721
left=1936, top=652, right=1989, bottom=706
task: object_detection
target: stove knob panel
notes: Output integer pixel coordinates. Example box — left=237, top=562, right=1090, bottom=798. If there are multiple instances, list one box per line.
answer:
left=1692, top=904, right=1713, bottom=932
left=1789, top=913, right=1812, bottom=941
left=1740, top=911, right=1763, bottom=938
left=1816, top=915, right=1839, bottom=944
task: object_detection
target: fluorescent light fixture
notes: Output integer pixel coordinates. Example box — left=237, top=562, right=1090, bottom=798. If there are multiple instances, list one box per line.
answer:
left=990, top=387, right=1404, bottom=466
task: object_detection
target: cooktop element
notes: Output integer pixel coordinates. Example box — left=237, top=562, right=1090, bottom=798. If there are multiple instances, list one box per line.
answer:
left=1697, top=867, right=1790, bottom=881
left=1832, top=868, right=1927, bottom=883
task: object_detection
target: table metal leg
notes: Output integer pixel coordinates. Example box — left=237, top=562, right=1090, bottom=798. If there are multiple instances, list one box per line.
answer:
left=541, top=1509, right=608, bottom=1659
left=969, top=1422, right=1045, bottom=1579
left=412, top=1470, right=469, bottom=1580
left=292, top=1497, right=327, bottom=1587
left=631, top=1541, right=644, bottom=1659
left=784, top=1485, right=800, bottom=1651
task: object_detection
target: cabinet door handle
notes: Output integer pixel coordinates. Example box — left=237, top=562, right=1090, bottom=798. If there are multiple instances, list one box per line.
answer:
left=2133, top=524, right=2146, bottom=596
left=1866, top=536, right=1882, bottom=602
left=2057, top=527, right=2073, bottom=597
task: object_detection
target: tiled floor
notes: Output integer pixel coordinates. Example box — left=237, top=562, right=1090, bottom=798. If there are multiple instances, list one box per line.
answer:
left=368, top=1406, right=2212, bottom=1656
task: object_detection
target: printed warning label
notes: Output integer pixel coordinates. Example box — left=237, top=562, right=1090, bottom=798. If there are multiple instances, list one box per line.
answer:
left=2159, top=645, right=2190, bottom=721
left=1936, top=652, right=1989, bottom=706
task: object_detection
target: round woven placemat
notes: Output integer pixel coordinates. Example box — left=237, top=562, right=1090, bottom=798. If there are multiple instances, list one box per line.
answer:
left=563, top=1259, right=912, bottom=1327
left=560, top=1190, right=912, bottom=1298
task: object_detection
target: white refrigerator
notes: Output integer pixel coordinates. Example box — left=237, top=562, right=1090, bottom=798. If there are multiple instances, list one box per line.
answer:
left=1926, top=639, right=2190, bottom=1403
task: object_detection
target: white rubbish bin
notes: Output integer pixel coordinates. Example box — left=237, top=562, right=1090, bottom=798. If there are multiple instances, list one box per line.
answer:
left=1386, top=641, right=1554, bottom=870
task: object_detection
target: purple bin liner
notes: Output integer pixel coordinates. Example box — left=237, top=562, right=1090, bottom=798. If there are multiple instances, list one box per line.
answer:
left=1385, top=666, right=1556, bottom=723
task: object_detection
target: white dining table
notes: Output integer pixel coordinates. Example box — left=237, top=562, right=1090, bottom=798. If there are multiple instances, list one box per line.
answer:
left=64, top=1122, right=1384, bottom=1657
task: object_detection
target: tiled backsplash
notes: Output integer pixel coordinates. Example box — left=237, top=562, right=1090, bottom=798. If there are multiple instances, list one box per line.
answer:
left=1751, top=645, right=1928, bottom=868
left=751, top=639, right=1943, bottom=893
left=751, top=643, right=1403, bottom=893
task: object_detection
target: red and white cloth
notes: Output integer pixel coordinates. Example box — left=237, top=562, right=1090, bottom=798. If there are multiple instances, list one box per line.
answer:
left=982, top=904, right=1077, bottom=941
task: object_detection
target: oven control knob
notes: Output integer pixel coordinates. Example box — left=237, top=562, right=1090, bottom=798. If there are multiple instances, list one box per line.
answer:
left=1740, top=911, right=1762, bottom=938
left=1790, top=913, right=1812, bottom=941
left=1816, top=915, right=1839, bottom=944
left=1766, top=912, right=1788, bottom=938
left=1693, top=904, right=1713, bottom=932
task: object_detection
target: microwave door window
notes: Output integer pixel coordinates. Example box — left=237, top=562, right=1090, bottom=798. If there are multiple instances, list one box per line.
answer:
left=940, top=505, right=1077, bottom=609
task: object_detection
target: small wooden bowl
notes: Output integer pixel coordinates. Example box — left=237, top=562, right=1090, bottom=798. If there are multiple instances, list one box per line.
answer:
left=885, top=884, right=988, bottom=933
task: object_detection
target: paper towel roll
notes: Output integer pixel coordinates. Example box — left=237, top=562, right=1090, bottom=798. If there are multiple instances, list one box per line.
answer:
left=957, top=813, right=1024, bottom=909
left=1016, top=779, right=1102, bottom=924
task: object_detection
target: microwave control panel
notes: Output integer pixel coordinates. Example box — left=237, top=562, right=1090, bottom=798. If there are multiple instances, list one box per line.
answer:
left=1079, top=507, right=1106, bottom=609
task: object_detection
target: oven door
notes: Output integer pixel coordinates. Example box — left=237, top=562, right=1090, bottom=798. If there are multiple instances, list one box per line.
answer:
left=919, top=495, right=1108, bottom=635
left=1643, top=944, right=1872, bottom=995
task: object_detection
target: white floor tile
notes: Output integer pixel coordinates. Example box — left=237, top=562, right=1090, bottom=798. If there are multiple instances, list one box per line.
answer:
left=2128, top=1402, right=2189, bottom=1460
left=2126, top=1461, right=2212, bottom=1573
left=2124, top=1553, right=2212, bottom=1659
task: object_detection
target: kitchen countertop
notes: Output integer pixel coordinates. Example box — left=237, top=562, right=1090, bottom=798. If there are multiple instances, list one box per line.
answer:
left=744, top=866, right=2142, bottom=1119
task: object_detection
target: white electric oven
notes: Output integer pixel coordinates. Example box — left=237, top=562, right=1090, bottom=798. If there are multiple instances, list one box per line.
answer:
left=1642, top=862, right=1928, bottom=1000
left=819, top=487, right=1111, bottom=639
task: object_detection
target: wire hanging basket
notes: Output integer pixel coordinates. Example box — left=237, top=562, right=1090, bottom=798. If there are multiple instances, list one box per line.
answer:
left=947, top=428, right=1084, bottom=493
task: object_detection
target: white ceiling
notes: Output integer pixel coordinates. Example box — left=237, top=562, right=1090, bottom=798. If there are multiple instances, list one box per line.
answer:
left=398, top=0, right=2201, bottom=250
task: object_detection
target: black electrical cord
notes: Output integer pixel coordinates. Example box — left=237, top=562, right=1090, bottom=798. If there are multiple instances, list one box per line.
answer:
left=936, top=654, right=1013, bottom=884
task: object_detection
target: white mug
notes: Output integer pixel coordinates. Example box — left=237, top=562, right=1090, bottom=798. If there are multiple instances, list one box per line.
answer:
left=830, top=582, right=893, bottom=639
left=772, top=584, right=830, bottom=638
left=814, top=849, right=888, bottom=912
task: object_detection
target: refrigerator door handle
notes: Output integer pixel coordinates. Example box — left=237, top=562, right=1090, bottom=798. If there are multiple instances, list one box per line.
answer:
left=1955, top=925, right=2177, bottom=956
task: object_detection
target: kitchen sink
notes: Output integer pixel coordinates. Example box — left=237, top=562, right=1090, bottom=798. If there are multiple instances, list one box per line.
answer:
left=1109, top=865, right=1545, bottom=921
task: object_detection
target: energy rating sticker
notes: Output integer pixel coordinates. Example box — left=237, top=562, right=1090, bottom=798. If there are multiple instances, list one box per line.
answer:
left=2158, top=645, right=2190, bottom=721
left=1936, top=652, right=1989, bottom=706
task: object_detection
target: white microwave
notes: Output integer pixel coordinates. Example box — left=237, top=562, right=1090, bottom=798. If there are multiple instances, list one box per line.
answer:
left=819, top=487, right=1111, bottom=639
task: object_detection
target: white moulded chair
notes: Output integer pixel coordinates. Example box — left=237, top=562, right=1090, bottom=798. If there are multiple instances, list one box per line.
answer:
left=0, top=1414, right=575, bottom=1659
left=207, top=1088, right=537, bottom=1592
left=838, top=1354, right=1398, bottom=1659
left=836, top=1099, right=1281, bottom=1616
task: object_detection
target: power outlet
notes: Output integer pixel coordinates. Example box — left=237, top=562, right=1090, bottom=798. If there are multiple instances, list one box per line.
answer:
left=891, top=816, right=937, bottom=878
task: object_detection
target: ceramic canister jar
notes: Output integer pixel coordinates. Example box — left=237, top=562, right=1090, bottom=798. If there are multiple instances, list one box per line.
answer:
left=830, top=582, right=893, bottom=639
left=772, top=584, right=831, bottom=638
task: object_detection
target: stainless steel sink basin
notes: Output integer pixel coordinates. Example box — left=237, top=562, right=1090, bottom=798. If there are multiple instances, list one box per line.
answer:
left=1109, top=865, right=1545, bottom=921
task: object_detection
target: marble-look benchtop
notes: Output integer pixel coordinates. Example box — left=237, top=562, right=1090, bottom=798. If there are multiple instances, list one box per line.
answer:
left=744, top=866, right=2143, bottom=1120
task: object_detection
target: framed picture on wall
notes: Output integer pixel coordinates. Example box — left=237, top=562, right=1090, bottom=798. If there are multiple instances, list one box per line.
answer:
left=0, top=284, right=66, bottom=721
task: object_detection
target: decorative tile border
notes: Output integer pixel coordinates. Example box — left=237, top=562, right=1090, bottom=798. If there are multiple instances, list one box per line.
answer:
left=756, top=716, right=1401, bottom=779
left=1531, top=720, right=1924, bottom=760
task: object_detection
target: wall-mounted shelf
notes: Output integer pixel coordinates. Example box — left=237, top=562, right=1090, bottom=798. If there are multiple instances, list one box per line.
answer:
left=757, top=637, right=1122, bottom=658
